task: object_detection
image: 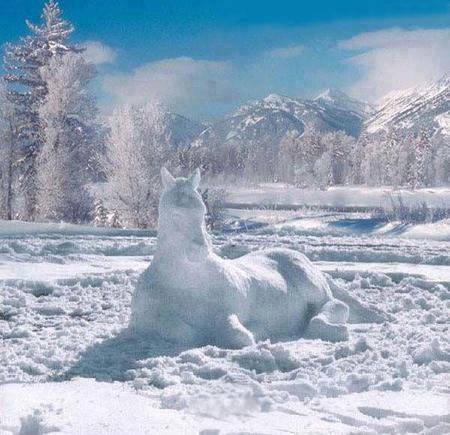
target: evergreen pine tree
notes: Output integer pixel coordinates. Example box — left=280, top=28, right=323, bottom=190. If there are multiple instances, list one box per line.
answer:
left=2, top=1, right=81, bottom=220
left=0, top=83, right=18, bottom=220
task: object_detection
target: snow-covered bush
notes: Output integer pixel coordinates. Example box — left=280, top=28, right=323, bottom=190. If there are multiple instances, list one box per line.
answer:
left=107, top=210, right=122, bottom=228
left=376, top=194, right=449, bottom=223
left=201, top=187, right=228, bottom=230
left=19, top=409, right=46, bottom=435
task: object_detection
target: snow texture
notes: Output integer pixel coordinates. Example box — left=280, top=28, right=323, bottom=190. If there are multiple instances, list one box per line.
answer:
left=1, top=186, right=449, bottom=434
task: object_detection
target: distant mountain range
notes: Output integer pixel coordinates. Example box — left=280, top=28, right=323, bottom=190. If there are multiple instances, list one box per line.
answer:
left=193, top=90, right=374, bottom=153
left=161, top=73, right=449, bottom=152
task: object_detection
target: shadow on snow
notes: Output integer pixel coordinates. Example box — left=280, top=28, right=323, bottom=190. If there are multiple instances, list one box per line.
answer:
left=59, top=328, right=188, bottom=382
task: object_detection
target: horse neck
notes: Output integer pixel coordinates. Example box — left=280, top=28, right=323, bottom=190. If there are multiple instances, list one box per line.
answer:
left=155, top=210, right=212, bottom=262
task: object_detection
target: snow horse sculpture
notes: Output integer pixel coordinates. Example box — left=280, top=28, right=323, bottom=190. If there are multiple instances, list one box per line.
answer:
left=130, top=167, right=351, bottom=348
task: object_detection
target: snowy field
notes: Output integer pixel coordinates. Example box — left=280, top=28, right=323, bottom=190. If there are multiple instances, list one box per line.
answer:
left=227, top=184, right=450, bottom=210
left=1, top=209, right=450, bottom=434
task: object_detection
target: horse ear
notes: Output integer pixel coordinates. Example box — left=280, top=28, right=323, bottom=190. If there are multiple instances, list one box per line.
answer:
left=188, top=168, right=201, bottom=190
left=161, top=167, right=175, bottom=188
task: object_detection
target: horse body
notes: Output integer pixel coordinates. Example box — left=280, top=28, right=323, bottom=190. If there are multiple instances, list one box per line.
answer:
left=130, top=168, right=350, bottom=348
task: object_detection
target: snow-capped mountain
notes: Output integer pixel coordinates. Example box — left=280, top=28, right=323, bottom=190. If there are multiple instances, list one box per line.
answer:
left=158, top=111, right=204, bottom=150
left=163, top=75, right=449, bottom=154
left=314, top=88, right=374, bottom=120
left=365, top=73, right=450, bottom=135
left=195, top=90, right=371, bottom=152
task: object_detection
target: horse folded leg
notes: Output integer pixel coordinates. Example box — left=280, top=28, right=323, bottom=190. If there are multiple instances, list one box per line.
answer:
left=220, top=314, right=255, bottom=349
left=305, top=317, right=349, bottom=342
left=321, top=299, right=349, bottom=324
left=304, top=300, right=349, bottom=342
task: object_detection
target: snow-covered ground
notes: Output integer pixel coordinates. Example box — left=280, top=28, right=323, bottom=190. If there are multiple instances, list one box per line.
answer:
left=1, top=210, right=449, bottom=434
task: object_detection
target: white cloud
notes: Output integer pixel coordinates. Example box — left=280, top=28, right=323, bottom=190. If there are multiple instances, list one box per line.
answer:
left=265, top=44, right=305, bottom=59
left=101, top=56, right=234, bottom=109
left=83, top=40, right=117, bottom=65
left=339, top=28, right=450, bottom=101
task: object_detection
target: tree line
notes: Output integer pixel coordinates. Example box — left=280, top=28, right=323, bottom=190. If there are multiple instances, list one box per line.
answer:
left=104, top=102, right=449, bottom=227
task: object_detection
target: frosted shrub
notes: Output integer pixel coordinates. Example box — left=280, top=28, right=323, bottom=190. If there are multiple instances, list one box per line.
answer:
left=107, top=210, right=122, bottom=228
left=376, top=194, right=449, bottom=224
left=201, top=187, right=228, bottom=230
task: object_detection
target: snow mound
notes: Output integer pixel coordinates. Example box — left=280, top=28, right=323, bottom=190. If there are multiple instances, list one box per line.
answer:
left=18, top=408, right=60, bottom=435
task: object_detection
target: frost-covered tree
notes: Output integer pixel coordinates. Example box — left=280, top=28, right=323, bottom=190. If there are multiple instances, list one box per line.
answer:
left=172, top=143, right=203, bottom=178
left=362, top=130, right=400, bottom=186
left=411, top=130, right=433, bottom=188
left=360, top=129, right=414, bottom=187
left=26, top=0, right=80, bottom=57
left=359, top=136, right=379, bottom=186
left=277, top=131, right=298, bottom=183
left=36, top=54, right=97, bottom=222
left=201, top=187, right=228, bottom=230
left=2, top=0, right=81, bottom=219
left=394, top=134, right=411, bottom=187
left=322, top=131, right=355, bottom=185
left=275, top=129, right=355, bottom=187
left=314, top=151, right=333, bottom=189
left=276, top=129, right=325, bottom=186
left=105, top=103, right=172, bottom=228
left=350, top=134, right=370, bottom=184
left=0, top=83, right=19, bottom=220
left=382, top=131, right=401, bottom=186
left=3, top=33, right=46, bottom=219
left=433, top=134, right=450, bottom=185
left=359, top=126, right=445, bottom=188
left=93, top=199, right=108, bottom=227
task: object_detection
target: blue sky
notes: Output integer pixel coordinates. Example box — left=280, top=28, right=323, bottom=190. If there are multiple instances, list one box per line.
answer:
left=1, top=0, right=449, bottom=120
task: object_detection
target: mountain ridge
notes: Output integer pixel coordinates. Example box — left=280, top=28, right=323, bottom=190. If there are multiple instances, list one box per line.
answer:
left=365, top=73, right=449, bottom=136
left=151, top=75, right=449, bottom=155
left=193, top=89, right=371, bottom=155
